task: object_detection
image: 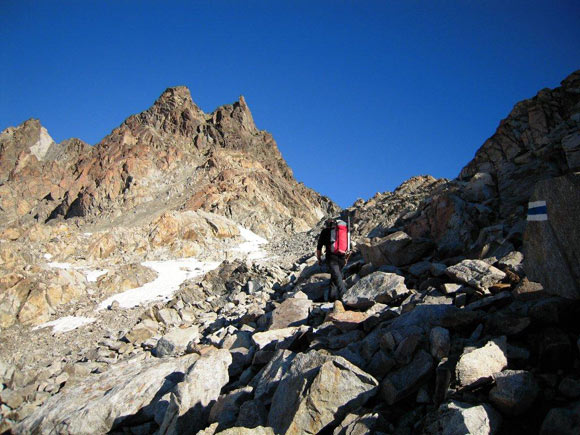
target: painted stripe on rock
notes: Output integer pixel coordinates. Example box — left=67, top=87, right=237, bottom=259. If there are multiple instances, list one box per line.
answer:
left=528, top=206, right=548, bottom=215
left=528, top=200, right=548, bottom=221
left=528, top=200, right=547, bottom=208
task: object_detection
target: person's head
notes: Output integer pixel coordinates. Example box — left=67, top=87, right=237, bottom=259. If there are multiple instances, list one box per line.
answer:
left=325, top=218, right=336, bottom=228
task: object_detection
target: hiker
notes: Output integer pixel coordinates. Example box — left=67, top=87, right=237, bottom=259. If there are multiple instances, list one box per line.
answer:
left=316, top=218, right=350, bottom=301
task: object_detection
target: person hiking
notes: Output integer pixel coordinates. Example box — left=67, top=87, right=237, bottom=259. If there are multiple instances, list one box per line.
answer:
left=316, top=218, right=350, bottom=301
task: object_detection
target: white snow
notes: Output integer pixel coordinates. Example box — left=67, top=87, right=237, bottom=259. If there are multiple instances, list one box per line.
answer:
left=47, top=262, right=72, bottom=269
left=85, top=269, right=108, bottom=282
left=98, top=258, right=220, bottom=310
left=233, top=225, right=268, bottom=261
left=34, top=316, right=96, bottom=333
left=44, top=253, right=53, bottom=260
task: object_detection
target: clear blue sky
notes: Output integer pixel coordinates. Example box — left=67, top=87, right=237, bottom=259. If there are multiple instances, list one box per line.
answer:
left=1, top=1, right=579, bottom=208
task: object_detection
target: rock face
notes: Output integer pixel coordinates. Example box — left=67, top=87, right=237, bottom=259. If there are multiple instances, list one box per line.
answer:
left=18, top=354, right=199, bottom=434
left=0, top=88, right=337, bottom=237
left=523, top=174, right=580, bottom=299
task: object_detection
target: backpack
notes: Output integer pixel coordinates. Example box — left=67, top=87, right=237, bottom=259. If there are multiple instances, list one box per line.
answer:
left=329, top=219, right=350, bottom=255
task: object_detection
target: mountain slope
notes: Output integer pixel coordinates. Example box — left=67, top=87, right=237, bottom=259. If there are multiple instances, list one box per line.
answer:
left=0, top=88, right=338, bottom=236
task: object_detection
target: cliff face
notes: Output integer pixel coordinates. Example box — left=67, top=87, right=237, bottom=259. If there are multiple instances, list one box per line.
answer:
left=0, top=88, right=337, bottom=236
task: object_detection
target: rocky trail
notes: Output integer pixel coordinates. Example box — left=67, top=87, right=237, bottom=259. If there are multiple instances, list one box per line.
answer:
left=1, top=70, right=579, bottom=434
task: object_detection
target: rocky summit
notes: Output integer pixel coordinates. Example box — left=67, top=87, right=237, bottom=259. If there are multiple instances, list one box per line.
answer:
left=0, top=70, right=579, bottom=435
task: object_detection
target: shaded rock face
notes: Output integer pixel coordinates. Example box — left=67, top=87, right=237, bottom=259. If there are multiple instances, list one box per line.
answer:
left=523, top=174, right=580, bottom=299
left=0, top=88, right=337, bottom=237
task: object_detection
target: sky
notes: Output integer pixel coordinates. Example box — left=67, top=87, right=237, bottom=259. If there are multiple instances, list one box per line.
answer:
left=1, top=1, right=579, bottom=208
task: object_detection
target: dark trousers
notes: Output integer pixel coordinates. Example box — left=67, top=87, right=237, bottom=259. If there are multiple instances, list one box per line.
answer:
left=326, top=255, right=346, bottom=301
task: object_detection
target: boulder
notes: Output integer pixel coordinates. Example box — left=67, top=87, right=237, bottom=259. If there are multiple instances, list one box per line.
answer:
left=154, top=326, right=200, bottom=357
left=18, top=354, right=199, bottom=434
left=456, top=337, right=508, bottom=387
left=359, top=231, right=434, bottom=267
left=342, top=272, right=409, bottom=309
left=208, top=386, right=253, bottom=429
left=250, top=350, right=297, bottom=403
left=488, top=370, right=539, bottom=415
left=423, top=400, right=502, bottom=435
left=380, top=349, right=434, bottom=405
left=430, top=326, right=450, bottom=360
left=252, top=326, right=308, bottom=351
left=524, top=174, right=580, bottom=299
left=159, top=349, right=232, bottom=435
left=268, top=350, right=378, bottom=434
left=269, top=296, right=312, bottom=330
left=445, top=260, right=506, bottom=293
left=333, top=412, right=382, bottom=435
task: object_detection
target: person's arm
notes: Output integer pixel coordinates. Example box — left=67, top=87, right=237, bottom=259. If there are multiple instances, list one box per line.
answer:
left=316, top=249, right=322, bottom=265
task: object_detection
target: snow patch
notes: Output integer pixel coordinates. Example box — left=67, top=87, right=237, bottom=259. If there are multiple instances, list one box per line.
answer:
left=35, top=316, right=96, bottom=333
left=233, top=225, right=268, bottom=261
left=44, top=253, right=53, bottom=260
left=85, top=269, right=108, bottom=282
left=98, top=258, right=220, bottom=310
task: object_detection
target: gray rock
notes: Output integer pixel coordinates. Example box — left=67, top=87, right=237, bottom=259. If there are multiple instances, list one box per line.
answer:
left=366, top=350, right=396, bottom=380
left=154, top=326, right=199, bottom=357
left=18, top=354, right=199, bottom=434
left=489, top=370, right=539, bottom=415
left=380, top=349, right=434, bottom=405
left=464, top=291, right=512, bottom=311
left=342, top=272, right=409, bottom=309
left=159, top=349, right=232, bottom=435
left=497, top=251, right=524, bottom=274
left=359, top=231, right=434, bottom=267
left=423, top=400, right=502, bottom=435
left=208, top=386, right=253, bottom=428
left=430, top=326, right=450, bottom=360
left=456, top=337, right=508, bottom=387
left=524, top=174, right=580, bottom=299
left=394, top=333, right=421, bottom=364
left=251, top=326, right=308, bottom=351
left=445, top=259, right=506, bottom=292
left=333, top=412, right=381, bottom=435
left=409, top=261, right=432, bottom=277
left=270, top=297, right=312, bottom=330
left=268, top=350, right=378, bottom=434
left=235, top=399, right=268, bottom=429
left=441, top=283, right=463, bottom=295
left=250, top=349, right=297, bottom=403
left=539, top=400, right=580, bottom=435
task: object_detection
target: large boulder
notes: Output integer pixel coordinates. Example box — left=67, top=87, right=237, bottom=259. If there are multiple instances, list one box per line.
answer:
left=524, top=174, right=580, bottom=299
left=269, top=295, right=312, bottom=330
left=380, top=349, right=434, bottom=405
left=154, top=326, right=200, bottom=357
left=488, top=370, right=539, bottom=415
left=18, top=354, right=200, bottom=434
left=445, top=260, right=506, bottom=293
left=342, top=272, right=409, bottom=309
left=159, top=348, right=232, bottom=435
left=358, top=231, right=434, bottom=267
left=268, top=350, right=378, bottom=434
left=456, top=337, right=508, bottom=387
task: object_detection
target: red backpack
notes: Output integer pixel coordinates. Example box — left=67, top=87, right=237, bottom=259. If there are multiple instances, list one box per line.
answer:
left=329, top=219, right=350, bottom=255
